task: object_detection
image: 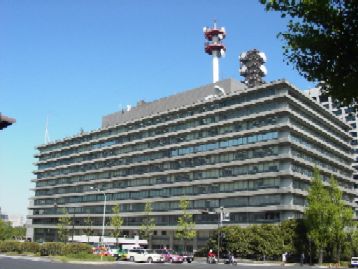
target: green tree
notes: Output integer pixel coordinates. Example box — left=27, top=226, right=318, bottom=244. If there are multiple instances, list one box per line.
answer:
left=140, top=201, right=156, bottom=244
left=248, top=225, right=283, bottom=259
left=11, top=226, right=26, bottom=240
left=110, top=203, right=123, bottom=246
left=260, top=0, right=358, bottom=108
left=0, top=219, right=12, bottom=240
left=279, top=219, right=308, bottom=254
left=304, top=168, right=334, bottom=264
left=176, top=198, right=197, bottom=252
left=57, top=208, right=71, bottom=243
left=328, top=176, right=354, bottom=263
left=83, top=217, right=94, bottom=243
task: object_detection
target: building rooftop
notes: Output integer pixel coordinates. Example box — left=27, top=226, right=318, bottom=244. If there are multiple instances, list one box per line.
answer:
left=102, top=78, right=247, bottom=128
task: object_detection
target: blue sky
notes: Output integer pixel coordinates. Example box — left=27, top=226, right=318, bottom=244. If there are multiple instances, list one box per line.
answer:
left=0, top=0, right=315, bottom=217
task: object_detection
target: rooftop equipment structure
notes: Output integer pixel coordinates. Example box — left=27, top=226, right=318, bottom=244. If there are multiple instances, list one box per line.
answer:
left=239, top=49, right=267, bottom=88
left=203, top=21, right=226, bottom=83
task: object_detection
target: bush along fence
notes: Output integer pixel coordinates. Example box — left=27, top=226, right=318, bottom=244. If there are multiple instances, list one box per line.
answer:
left=0, top=241, right=92, bottom=256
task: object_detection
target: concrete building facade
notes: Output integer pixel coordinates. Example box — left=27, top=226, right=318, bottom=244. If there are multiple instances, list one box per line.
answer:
left=306, top=88, right=358, bottom=183
left=27, top=79, right=355, bottom=250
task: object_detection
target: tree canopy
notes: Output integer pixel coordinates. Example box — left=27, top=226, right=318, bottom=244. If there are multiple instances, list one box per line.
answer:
left=261, top=0, right=358, bottom=107
left=110, top=203, right=124, bottom=245
left=176, top=198, right=197, bottom=252
left=57, top=208, right=71, bottom=243
left=304, top=168, right=354, bottom=264
left=140, top=201, right=156, bottom=241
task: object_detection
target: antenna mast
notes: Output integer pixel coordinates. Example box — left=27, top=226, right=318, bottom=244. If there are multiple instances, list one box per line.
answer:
left=44, top=115, right=50, bottom=144
left=203, top=20, right=226, bottom=83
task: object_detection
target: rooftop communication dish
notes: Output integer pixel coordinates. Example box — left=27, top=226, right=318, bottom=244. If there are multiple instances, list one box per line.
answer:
left=239, top=49, right=267, bottom=88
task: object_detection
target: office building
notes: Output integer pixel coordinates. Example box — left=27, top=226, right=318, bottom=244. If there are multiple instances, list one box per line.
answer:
left=0, top=207, right=9, bottom=223
left=306, top=88, right=358, bottom=183
left=27, top=78, right=356, bottom=250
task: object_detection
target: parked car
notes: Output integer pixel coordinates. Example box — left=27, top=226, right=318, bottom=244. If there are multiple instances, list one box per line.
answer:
left=92, top=245, right=110, bottom=256
left=127, top=249, right=164, bottom=263
left=155, top=249, right=184, bottom=263
left=180, top=252, right=194, bottom=263
left=120, top=249, right=129, bottom=261
left=108, top=246, right=126, bottom=260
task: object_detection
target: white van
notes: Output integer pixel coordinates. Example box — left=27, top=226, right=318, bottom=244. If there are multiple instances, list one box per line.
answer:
left=351, top=257, right=358, bottom=268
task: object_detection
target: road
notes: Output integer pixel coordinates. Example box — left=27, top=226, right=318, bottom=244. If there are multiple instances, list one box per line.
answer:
left=0, top=255, right=337, bottom=269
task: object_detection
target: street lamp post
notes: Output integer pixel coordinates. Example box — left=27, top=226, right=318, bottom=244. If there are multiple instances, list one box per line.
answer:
left=91, top=187, right=107, bottom=261
left=71, top=213, right=75, bottom=242
left=202, top=206, right=229, bottom=264
left=90, top=187, right=107, bottom=245
left=217, top=207, right=224, bottom=264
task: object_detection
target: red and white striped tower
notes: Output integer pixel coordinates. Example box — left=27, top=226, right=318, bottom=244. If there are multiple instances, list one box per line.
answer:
left=203, top=21, right=226, bottom=83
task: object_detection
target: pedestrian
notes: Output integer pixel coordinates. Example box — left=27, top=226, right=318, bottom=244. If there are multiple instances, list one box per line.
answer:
left=281, top=252, right=287, bottom=267
left=300, top=253, right=305, bottom=266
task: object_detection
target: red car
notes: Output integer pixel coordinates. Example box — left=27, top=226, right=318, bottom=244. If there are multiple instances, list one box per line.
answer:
left=155, top=249, right=184, bottom=263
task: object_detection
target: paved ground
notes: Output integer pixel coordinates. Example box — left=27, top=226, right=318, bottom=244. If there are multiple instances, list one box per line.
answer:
left=0, top=255, right=343, bottom=269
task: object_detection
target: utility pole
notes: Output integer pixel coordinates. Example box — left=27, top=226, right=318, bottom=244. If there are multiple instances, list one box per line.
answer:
left=72, top=213, right=75, bottom=242
left=217, top=207, right=224, bottom=264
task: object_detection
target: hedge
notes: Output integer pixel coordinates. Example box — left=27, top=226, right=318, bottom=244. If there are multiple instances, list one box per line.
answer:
left=0, top=241, right=91, bottom=256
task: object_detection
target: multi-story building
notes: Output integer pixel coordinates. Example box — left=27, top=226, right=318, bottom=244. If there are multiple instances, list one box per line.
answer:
left=8, top=215, right=25, bottom=227
left=0, top=207, right=9, bottom=223
left=306, top=88, right=358, bottom=183
left=27, top=78, right=355, bottom=250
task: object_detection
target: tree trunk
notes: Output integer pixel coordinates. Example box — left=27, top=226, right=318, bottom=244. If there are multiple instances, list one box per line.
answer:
left=337, top=241, right=341, bottom=265
left=319, top=249, right=323, bottom=265
left=148, top=235, right=152, bottom=249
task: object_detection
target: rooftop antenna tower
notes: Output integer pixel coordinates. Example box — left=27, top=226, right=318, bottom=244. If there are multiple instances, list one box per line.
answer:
left=239, top=49, right=267, bottom=87
left=44, top=115, right=50, bottom=144
left=203, top=20, right=226, bottom=83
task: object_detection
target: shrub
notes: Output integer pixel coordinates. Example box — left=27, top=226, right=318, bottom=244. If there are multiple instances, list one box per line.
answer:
left=0, top=241, right=23, bottom=253
left=22, top=242, right=40, bottom=254
left=40, top=242, right=65, bottom=256
left=63, top=243, right=92, bottom=255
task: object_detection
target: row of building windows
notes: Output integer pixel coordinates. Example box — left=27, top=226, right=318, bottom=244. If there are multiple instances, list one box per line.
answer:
left=288, top=97, right=350, bottom=142
left=38, top=114, right=282, bottom=170
left=38, top=88, right=278, bottom=155
left=36, top=131, right=280, bottom=179
left=35, top=145, right=280, bottom=194
left=291, top=149, right=351, bottom=179
left=289, top=116, right=351, bottom=153
left=36, top=157, right=280, bottom=201
left=38, top=98, right=283, bottom=163
left=291, top=163, right=354, bottom=201
left=33, top=193, right=301, bottom=215
left=35, top=177, right=282, bottom=205
left=32, top=212, right=285, bottom=229
left=290, top=133, right=350, bottom=165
